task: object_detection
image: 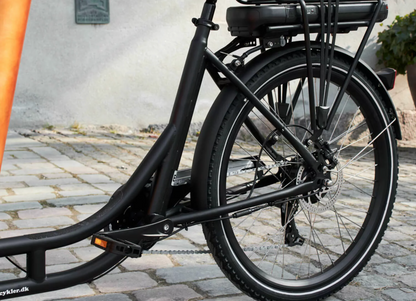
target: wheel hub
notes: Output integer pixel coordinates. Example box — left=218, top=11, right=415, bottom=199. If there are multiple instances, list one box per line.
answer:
left=296, top=163, right=344, bottom=213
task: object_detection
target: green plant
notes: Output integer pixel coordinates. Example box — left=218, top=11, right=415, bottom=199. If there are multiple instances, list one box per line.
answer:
left=376, top=10, right=416, bottom=75
left=70, top=121, right=81, bottom=131
left=43, top=123, right=54, bottom=130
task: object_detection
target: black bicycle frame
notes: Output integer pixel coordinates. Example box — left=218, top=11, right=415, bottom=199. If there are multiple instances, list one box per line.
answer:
left=0, top=0, right=382, bottom=298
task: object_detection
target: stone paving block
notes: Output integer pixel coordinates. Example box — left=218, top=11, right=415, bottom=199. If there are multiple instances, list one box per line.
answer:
left=195, top=278, right=241, bottom=297
left=25, top=178, right=82, bottom=187
left=0, top=181, right=26, bottom=189
left=4, top=193, right=56, bottom=203
left=93, top=272, right=157, bottom=293
left=122, top=255, right=174, bottom=271
left=18, top=208, right=72, bottom=219
left=156, top=265, right=223, bottom=284
left=393, top=255, right=416, bottom=267
left=73, top=204, right=105, bottom=214
left=78, top=174, right=113, bottom=183
left=0, top=170, right=10, bottom=176
left=0, top=272, right=17, bottom=281
left=398, top=273, right=416, bottom=287
left=382, top=288, right=416, bottom=301
left=52, top=160, right=91, bottom=169
left=47, top=195, right=110, bottom=207
left=171, top=253, right=216, bottom=266
left=0, top=201, right=42, bottom=212
left=366, top=254, right=390, bottom=265
left=45, top=249, right=80, bottom=266
left=0, top=222, right=8, bottom=231
left=0, top=213, right=11, bottom=220
left=373, top=263, right=409, bottom=276
left=91, top=183, right=122, bottom=192
left=73, top=246, right=104, bottom=261
left=333, top=285, right=381, bottom=301
left=12, top=284, right=94, bottom=301
left=382, top=229, right=414, bottom=241
left=58, top=190, right=105, bottom=197
left=0, top=175, right=39, bottom=183
left=12, top=186, right=55, bottom=195
left=395, top=225, right=416, bottom=236
left=30, top=146, right=63, bottom=158
left=376, top=243, right=412, bottom=257
left=203, top=296, right=254, bottom=301
left=4, top=137, right=43, bottom=149
left=0, top=258, right=15, bottom=270
left=0, top=163, right=17, bottom=171
left=13, top=249, right=79, bottom=268
left=0, top=189, right=7, bottom=197
left=13, top=216, right=75, bottom=228
left=133, top=284, right=202, bottom=300
left=0, top=228, right=55, bottom=239
left=42, top=173, right=74, bottom=179
left=57, top=184, right=96, bottom=191
left=13, top=163, right=64, bottom=175
left=179, top=225, right=207, bottom=245
left=353, top=274, right=394, bottom=289
left=45, top=262, right=83, bottom=273
left=5, top=150, right=41, bottom=159
left=55, top=293, right=131, bottom=301
left=153, top=239, right=198, bottom=251
left=4, top=158, right=47, bottom=164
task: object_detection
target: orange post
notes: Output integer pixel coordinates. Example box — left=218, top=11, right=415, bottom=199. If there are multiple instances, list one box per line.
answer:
left=0, top=0, right=31, bottom=170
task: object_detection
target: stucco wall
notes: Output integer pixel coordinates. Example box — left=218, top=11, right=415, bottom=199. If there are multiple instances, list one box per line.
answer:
left=10, top=0, right=416, bottom=129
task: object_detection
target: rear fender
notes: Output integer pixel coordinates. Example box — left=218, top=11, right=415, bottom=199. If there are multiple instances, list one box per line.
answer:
left=191, top=42, right=401, bottom=209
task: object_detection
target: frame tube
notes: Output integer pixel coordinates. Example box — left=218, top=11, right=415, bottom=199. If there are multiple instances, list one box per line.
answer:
left=147, top=0, right=216, bottom=216
left=171, top=181, right=316, bottom=224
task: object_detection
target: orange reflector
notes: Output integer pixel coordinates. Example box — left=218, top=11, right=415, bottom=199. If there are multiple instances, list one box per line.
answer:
left=94, top=238, right=108, bottom=248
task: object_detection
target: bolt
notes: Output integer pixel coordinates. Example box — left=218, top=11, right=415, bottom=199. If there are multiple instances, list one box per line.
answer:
left=307, top=140, right=314, bottom=147
left=272, top=134, right=279, bottom=142
left=324, top=179, right=333, bottom=187
left=280, top=36, right=286, bottom=47
left=322, top=166, right=328, bottom=173
left=234, top=60, right=242, bottom=67
left=163, top=223, right=170, bottom=232
left=267, top=41, right=274, bottom=48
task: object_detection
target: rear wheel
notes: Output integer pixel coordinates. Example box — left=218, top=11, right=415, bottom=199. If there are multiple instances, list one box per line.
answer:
left=203, top=52, right=397, bottom=300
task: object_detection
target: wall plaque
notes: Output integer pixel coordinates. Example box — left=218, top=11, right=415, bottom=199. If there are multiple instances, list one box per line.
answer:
left=75, top=0, right=110, bottom=24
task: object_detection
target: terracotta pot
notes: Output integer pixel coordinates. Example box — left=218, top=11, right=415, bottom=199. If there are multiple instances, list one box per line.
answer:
left=407, top=63, right=416, bottom=109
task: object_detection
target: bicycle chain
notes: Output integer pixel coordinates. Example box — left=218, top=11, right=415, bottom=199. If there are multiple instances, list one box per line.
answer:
left=142, top=244, right=282, bottom=255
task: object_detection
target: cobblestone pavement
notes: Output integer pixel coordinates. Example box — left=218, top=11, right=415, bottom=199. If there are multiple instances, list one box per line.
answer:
left=0, top=127, right=415, bottom=301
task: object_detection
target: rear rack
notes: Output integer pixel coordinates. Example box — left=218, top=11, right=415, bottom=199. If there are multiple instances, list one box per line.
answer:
left=224, top=0, right=386, bottom=133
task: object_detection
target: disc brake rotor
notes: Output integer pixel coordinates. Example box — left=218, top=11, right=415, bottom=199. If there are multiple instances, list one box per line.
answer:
left=296, top=164, right=344, bottom=213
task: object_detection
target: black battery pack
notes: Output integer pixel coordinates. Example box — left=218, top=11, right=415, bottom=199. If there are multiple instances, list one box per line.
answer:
left=227, top=1, right=388, bottom=37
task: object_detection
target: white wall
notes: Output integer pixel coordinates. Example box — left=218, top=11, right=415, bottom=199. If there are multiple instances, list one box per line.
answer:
left=11, top=0, right=416, bottom=128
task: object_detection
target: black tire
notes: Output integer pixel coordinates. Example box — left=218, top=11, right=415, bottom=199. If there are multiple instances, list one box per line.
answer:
left=203, top=52, right=398, bottom=300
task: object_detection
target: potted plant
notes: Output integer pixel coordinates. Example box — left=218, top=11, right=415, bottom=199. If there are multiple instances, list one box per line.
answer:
left=376, top=9, right=416, bottom=107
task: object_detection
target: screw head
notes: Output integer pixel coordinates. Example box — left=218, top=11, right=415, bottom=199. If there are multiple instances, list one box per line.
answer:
left=322, top=166, right=328, bottom=173
left=163, top=224, right=170, bottom=232
left=307, top=140, right=314, bottom=147
left=234, top=60, right=242, bottom=67
left=267, top=41, right=274, bottom=48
